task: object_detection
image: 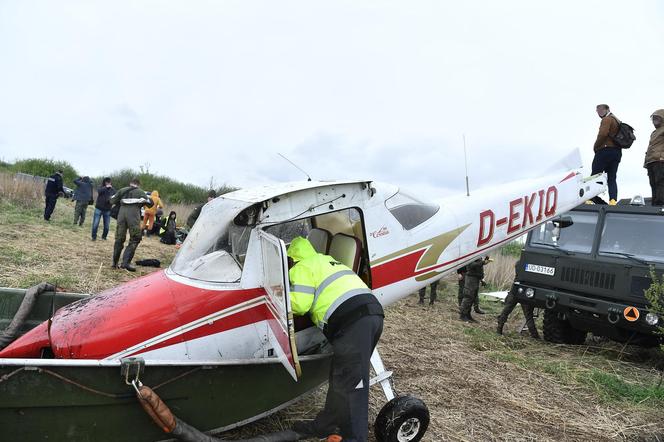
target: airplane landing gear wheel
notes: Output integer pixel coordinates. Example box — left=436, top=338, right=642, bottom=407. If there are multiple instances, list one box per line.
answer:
left=374, top=395, right=429, bottom=442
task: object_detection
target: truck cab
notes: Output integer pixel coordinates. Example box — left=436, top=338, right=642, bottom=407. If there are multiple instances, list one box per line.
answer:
left=513, top=198, right=664, bottom=346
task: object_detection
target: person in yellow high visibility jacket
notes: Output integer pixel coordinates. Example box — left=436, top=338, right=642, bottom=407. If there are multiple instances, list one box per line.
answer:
left=287, top=236, right=383, bottom=442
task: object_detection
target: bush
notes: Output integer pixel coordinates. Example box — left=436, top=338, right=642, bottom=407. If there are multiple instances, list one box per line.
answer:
left=95, top=168, right=237, bottom=204
left=11, top=158, right=79, bottom=185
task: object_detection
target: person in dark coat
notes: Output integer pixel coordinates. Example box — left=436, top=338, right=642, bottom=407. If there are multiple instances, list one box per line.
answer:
left=91, top=177, right=115, bottom=241
left=110, top=178, right=153, bottom=271
left=43, top=170, right=64, bottom=221
left=159, top=211, right=178, bottom=245
left=186, top=189, right=217, bottom=229
left=73, top=176, right=94, bottom=226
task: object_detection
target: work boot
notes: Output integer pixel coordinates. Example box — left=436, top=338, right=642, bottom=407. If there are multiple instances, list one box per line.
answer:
left=609, top=199, right=617, bottom=206
left=496, top=320, right=505, bottom=335
left=528, top=325, right=540, bottom=339
left=459, top=314, right=476, bottom=323
left=474, top=305, right=485, bottom=315
left=120, top=263, right=136, bottom=272
left=418, top=298, right=424, bottom=305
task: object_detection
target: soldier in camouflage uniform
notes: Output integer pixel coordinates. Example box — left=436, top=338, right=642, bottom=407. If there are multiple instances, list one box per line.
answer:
left=497, top=268, right=539, bottom=338
left=111, top=178, right=153, bottom=271
left=459, top=257, right=490, bottom=322
left=418, top=281, right=438, bottom=305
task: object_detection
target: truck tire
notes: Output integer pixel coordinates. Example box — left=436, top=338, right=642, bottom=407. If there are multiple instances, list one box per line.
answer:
left=543, top=310, right=587, bottom=345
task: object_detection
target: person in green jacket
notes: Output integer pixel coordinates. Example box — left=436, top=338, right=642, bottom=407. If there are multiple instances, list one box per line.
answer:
left=287, top=237, right=384, bottom=442
left=110, top=178, right=153, bottom=271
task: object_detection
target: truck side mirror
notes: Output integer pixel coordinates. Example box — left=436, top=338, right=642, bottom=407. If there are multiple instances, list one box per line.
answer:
left=552, top=216, right=573, bottom=229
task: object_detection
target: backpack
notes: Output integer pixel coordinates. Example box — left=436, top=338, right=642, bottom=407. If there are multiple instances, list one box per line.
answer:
left=611, top=117, right=636, bottom=149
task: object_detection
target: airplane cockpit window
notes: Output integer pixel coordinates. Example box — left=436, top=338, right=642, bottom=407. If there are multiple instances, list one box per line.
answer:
left=170, top=197, right=254, bottom=282
left=385, top=190, right=439, bottom=230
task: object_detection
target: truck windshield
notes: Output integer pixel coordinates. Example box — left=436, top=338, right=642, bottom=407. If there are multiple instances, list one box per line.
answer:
left=598, top=213, right=664, bottom=263
left=529, top=211, right=598, bottom=254
left=170, top=197, right=254, bottom=282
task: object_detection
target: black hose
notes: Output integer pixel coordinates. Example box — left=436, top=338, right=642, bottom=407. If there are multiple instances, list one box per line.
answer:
left=172, top=418, right=302, bottom=442
left=0, top=282, right=55, bottom=350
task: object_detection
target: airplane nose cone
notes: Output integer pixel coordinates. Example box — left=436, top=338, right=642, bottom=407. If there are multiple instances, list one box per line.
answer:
left=0, top=320, right=51, bottom=358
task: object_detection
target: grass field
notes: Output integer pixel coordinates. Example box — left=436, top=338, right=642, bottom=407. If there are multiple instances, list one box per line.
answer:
left=2, top=176, right=664, bottom=441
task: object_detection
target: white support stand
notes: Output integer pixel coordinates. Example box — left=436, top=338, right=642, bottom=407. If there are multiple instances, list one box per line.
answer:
left=369, top=348, right=395, bottom=401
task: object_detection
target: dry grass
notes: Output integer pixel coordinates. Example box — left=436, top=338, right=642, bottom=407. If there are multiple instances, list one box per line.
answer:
left=0, top=172, right=44, bottom=209
left=484, top=253, right=518, bottom=290
left=2, top=197, right=664, bottom=441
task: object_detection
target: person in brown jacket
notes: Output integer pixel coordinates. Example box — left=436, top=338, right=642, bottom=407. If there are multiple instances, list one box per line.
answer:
left=591, top=104, right=622, bottom=205
left=644, top=109, right=664, bottom=206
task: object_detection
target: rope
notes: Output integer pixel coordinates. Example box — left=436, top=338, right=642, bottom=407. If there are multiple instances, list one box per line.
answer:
left=0, top=367, right=25, bottom=384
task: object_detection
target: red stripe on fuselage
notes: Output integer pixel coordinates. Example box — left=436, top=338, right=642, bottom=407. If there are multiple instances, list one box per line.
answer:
left=371, top=224, right=543, bottom=289
left=49, top=270, right=268, bottom=359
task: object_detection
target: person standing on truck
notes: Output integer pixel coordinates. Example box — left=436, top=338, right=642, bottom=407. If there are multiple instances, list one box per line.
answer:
left=496, top=268, right=539, bottom=338
left=644, top=109, right=664, bottom=206
left=459, top=257, right=490, bottom=322
left=287, top=237, right=384, bottom=441
left=591, top=104, right=622, bottom=205
left=111, top=178, right=153, bottom=271
left=43, top=170, right=64, bottom=221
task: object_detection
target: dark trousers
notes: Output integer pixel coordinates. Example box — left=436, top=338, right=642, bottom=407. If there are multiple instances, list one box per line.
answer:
left=497, top=288, right=538, bottom=337
left=460, top=276, right=480, bottom=316
left=648, top=162, right=664, bottom=206
left=92, top=208, right=111, bottom=240
left=591, top=147, right=622, bottom=202
left=314, top=314, right=383, bottom=442
left=44, top=194, right=58, bottom=220
left=419, top=281, right=438, bottom=304
left=113, top=212, right=142, bottom=266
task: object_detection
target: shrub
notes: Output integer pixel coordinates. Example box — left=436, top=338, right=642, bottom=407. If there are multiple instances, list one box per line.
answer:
left=11, top=158, right=79, bottom=185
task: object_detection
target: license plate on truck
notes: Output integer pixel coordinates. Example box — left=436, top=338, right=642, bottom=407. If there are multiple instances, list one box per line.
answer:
left=525, top=264, right=555, bottom=276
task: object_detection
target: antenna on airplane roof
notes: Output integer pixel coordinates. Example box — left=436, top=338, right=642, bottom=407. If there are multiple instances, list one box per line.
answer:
left=278, top=153, right=312, bottom=181
left=463, top=134, right=470, bottom=196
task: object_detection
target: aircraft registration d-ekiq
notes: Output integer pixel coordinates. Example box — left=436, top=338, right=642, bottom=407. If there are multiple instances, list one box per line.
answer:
left=0, top=161, right=607, bottom=441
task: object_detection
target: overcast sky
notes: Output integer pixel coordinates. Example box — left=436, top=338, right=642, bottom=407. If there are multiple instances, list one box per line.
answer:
left=1, top=1, right=663, bottom=200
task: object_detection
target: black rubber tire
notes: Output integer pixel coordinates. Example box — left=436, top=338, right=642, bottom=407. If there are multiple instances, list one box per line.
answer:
left=374, top=395, right=429, bottom=442
left=543, top=309, right=587, bottom=345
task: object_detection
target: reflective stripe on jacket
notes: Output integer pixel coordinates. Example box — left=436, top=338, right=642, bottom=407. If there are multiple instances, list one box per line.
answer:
left=287, top=237, right=369, bottom=329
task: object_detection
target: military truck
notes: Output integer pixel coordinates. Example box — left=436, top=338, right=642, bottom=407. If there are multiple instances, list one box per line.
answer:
left=513, top=198, right=664, bottom=346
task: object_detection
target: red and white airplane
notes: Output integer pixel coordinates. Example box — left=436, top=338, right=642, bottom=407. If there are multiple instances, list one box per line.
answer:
left=0, top=161, right=606, bottom=441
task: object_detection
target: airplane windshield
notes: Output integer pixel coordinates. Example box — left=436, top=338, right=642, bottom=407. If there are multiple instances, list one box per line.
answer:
left=170, top=197, right=254, bottom=282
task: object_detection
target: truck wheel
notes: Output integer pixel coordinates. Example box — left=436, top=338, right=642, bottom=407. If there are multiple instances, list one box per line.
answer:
left=374, top=395, right=429, bottom=442
left=543, top=310, right=587, bottom=345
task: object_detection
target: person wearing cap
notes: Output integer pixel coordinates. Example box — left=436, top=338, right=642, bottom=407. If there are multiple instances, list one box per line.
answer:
left=186, top=189, right=217, bottom=229
left=459, top=256, right=491, bottom=322
left=287, top=236, right=384, bottom=442
left=591, top=104, right=622, bottom=205
left=644, top=109, right=664, bottom=206
left=43, top=170, right=65, bottom=221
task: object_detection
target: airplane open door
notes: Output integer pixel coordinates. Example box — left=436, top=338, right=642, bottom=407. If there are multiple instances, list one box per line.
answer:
left=257, top=230, right=302, bottom=381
